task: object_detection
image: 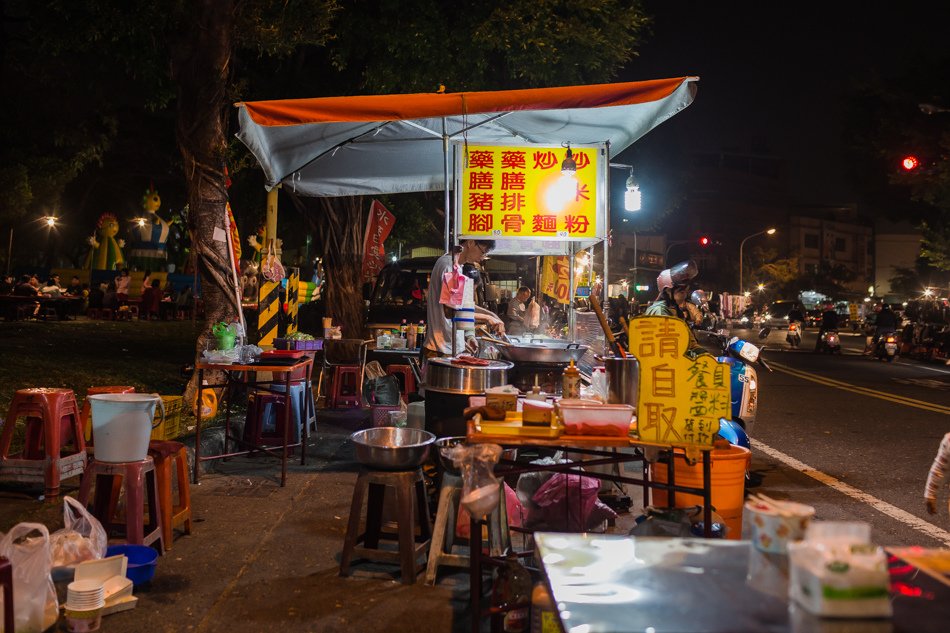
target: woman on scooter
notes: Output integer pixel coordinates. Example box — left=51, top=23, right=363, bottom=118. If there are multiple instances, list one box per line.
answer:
left=646, top=260, right=705, bottom=359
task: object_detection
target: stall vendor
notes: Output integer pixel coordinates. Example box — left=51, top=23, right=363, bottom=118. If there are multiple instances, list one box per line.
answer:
left=421, top=239, right=505, bottom=362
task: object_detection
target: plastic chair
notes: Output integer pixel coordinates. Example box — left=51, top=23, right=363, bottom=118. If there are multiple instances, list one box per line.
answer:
left=147, top=441, right=192, bottom=550
left=0, top=388, right=87, bottom=498
left=78, top=456, right=164, bottom=554
left=322, top=338, right=367, bottom=409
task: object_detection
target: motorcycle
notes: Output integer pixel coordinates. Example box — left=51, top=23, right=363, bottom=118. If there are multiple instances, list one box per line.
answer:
left=786, top=321, right=802, bottom=349
left=874, top=330, right=899, bottom=362
left=817, top=330, right=841, bottom=354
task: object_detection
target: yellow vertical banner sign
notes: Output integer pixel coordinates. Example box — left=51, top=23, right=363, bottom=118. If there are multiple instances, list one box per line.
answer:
left=627, top=316, right=729, bottom=447
left=285, top=267, right=299, bottom=336
left=540, top=256, right=571, bottom=304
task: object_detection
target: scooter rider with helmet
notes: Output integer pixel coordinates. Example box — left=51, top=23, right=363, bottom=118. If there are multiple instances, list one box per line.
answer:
left=815, top=301, right=839, bottom=352
left=646, top=260, right=705, bottom=359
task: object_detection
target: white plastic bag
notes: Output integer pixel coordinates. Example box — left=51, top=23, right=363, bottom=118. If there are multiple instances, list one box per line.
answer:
left=49, top=496, right=107, bottom=568
left=445, top=443, right=502, bottom=517
left=0, top=522, right=60, bottom=633
left=525, top=299, right=541, bottom=330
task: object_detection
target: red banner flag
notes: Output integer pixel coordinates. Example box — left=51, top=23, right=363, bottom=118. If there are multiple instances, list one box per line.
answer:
left=361, top=199, right=396, bottom=282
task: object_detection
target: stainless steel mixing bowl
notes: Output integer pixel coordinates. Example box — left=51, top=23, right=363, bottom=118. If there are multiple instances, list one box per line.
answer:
left=350, top=427, right=436, bottom=470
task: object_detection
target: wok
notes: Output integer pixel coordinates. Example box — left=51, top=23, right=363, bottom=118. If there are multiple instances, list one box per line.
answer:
left=481, top=336, right=589, bottom=364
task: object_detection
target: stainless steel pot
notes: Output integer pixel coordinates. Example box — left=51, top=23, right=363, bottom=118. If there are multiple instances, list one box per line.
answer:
left=482, top=338, right=589, bottom=364
left=424, top=357, right=513, bottom=395
left=605, top=356, right=640, bottom=405
left=350, top=427, right=436, bottom=470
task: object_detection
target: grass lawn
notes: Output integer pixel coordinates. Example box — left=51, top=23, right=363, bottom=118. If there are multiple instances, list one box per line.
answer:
left=0, top=319, right=204, bottom=414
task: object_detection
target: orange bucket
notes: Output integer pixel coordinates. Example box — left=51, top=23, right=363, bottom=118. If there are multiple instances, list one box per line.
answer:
left=650, top=445, right=750, bottom=539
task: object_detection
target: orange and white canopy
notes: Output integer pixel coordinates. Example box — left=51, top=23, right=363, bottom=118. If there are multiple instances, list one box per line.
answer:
left=236, top=77, right=698, bottom=198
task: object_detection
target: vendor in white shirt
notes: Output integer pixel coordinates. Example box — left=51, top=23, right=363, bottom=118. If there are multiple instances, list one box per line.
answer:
left=505, top=286, right=532, bottom=335
left=421, top=240, right=505, bottom=362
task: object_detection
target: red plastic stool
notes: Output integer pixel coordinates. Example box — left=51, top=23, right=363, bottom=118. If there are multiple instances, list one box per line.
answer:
left=148, top=441, right=192, bottom=551
left=1, top=388, right=87, bottom=498
left=386, top=364, right=415, bottom=403
left=329, top=365, right=362, bottom=409
left=243, top=392, right=292, bottom=447
left=77, top=456, right=164, bottom=554
left=0, top=555, right=13, bottom=633
left=81, top=386, right=136, bottom=444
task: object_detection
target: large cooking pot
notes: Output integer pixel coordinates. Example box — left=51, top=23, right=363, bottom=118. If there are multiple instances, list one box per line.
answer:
left=424, top=357, right=513, bottom=395
left=483, top=337, right=589, bottom=364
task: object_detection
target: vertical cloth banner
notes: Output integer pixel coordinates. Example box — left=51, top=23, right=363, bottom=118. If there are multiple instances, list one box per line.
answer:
left=361, top=199, right=396, bottom=282
left=540, top=256, right=571, bottom=304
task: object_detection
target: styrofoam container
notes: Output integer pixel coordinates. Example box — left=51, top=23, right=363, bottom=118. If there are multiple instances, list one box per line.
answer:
left=558, top=401, right=634, bottom=436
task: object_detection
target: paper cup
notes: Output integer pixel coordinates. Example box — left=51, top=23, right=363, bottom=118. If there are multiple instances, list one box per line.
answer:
left=64, top=606, right=103, bottom=633
left=744, top=500, right=815, bottom=553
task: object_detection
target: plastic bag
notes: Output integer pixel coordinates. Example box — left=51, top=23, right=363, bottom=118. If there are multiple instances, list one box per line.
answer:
left=525, top=299, right=540, bottom=330
left=49, top=496, right=107, bottom=568
left=455, top=482, right=525, bottom=539
left=0, top=522, right=60, bottom=633
left=630, top=505, right=726, bottom=538
left=530, top=473, right=603, bottom=532
left=440, top=266, right=467, bottom=309
left=363, top=374, right=400, bottom=406
left=444, top=443, right=502, bottom=517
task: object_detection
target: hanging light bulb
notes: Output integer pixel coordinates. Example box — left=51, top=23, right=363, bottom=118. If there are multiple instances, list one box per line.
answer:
left=624, top=169, right=641, bottom=211
left=560, top=145, right=577, bottom=176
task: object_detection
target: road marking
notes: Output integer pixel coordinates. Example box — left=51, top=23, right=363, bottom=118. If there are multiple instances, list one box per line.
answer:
left=751, top=438, right=950, bottom=546
left=769, top=361, right=950, bottom=415
left=902, top=362, right=950, bottom=375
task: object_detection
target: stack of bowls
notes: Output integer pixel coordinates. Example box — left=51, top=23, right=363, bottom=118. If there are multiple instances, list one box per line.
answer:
left=64, top=579, right=105, bottom=632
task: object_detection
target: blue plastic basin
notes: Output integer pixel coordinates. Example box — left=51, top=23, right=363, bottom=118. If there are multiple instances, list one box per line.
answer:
left=106, top=544, right=158, bottom=585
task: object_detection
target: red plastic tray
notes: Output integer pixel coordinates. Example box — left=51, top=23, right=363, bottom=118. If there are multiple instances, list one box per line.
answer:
left=261, top=349, right=306, bottom=359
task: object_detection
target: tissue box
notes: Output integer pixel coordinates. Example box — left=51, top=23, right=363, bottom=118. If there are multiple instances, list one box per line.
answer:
left=485, top=385, right=518, bottom=412
left=788, top=521, right=892, bottom=618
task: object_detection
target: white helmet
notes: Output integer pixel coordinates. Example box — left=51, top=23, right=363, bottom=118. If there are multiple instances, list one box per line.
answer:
left=656, top=260, right=698, bottom=293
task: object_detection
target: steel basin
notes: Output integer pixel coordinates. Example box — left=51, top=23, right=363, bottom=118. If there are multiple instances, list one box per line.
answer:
left=434, top=436, right=467, bottom=476
left=483, top=338, right=589, bottom=364
left=350, top=427, right=436, bottom=470
left=424, top=357, right=513, bottom=395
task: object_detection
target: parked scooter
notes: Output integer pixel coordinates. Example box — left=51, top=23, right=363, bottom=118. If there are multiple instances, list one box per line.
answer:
left=874, top=330, right=900, bottom=362
left=816, top=330, right=841, bottom=354
left=786, top=321, right=802, bottom=349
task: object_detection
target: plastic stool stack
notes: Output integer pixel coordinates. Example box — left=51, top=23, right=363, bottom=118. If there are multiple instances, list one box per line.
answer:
left=340, top=467, right=432, bottom=584
left=0, top=388, right=87, bottom=498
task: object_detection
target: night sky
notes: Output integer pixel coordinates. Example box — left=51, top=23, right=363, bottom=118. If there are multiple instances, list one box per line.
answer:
left=624, top=0, right=950, bottom=204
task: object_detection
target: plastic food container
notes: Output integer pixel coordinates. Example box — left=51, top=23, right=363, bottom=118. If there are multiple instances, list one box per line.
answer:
left=558, top=401, right=634, bottom=436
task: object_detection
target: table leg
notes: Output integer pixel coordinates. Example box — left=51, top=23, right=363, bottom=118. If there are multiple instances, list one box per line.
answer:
left=223, top=374, right=232, bottom=461
left=193, top=369, right=204, bottom=484
left=301, top=363, right=311, bottom=466
left=470, top=514, right=481, bottom=633
left=282, top=369, right=291, bottom=487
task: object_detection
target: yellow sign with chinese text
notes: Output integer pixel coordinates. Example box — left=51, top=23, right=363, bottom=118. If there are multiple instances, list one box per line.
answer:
left=458, top=144, right=600, bottom=240
left=540, top=256, right=571, bottom=304
left=628, top=315, right=728, bottom=447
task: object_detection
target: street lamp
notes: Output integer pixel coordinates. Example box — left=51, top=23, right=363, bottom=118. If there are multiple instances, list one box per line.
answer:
left=6, top=215, right=60, bottom=275
left=739, top=228, right=776, bottom=295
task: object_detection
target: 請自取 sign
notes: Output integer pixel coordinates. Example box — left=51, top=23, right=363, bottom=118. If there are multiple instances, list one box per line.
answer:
left=628, top=315, right=729, bottom=448
left=455, top=143, right=604, bottom=241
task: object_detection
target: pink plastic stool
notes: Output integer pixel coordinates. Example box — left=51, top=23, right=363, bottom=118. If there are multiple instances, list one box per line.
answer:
left=329, top=366, right=362, bottom=408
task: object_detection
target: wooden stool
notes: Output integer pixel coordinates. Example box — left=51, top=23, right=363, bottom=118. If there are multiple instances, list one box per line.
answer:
left=340, top=467, right=431, bottom=584
left=0, top=555, right=13, bottom=633
left=77, top=457, right=164, bottom=554
left=147, top=441, right=192, bottom=550
left=424, top=473, right=510, bottom=585
left=0, top=388, right=87, bottom=498
left=80, top=386, right=136, bottom=444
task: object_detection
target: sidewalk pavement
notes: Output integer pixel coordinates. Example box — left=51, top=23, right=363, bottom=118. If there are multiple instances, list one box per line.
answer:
left=0, top=410, right=474, bottom=633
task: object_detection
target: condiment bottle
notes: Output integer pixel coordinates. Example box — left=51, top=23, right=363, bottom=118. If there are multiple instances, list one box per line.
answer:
left=417, top=321, right=426, bottom=348
left=531, top=580, right=559, bottom=633
left=399, top=318, right=408, bottom=339
left=562, top=360, right=581, bottom=399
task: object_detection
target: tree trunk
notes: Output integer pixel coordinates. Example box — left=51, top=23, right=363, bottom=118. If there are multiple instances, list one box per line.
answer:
left=171, top=0, right=238, bottom=406
left=290, top=194, right=367, bottom=338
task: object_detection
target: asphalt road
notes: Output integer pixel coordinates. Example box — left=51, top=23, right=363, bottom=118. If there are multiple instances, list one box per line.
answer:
left=735, top=325, right=950, bottom=548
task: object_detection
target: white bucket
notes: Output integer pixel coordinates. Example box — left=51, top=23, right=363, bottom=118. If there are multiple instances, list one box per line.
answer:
left=89, top=394, right=165, bottom=462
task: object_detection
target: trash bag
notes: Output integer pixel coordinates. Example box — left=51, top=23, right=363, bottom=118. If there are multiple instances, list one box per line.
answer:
left=363, top=374, right=401, bottom=406
left=0, top=522, right=60, bottom=632
left=49, top=496, right=108, bottom=568
left=630, top=505, right=726, bottom=538
left=530, top=473, right=602, bottom=532
left=444, top=443, right=503, bottom=518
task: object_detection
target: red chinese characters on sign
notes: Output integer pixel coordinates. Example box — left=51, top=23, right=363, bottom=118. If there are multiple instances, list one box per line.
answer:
left=564, top=215, right=590, bottom=235
left=501, top=172, right=526, bottom=190
left=361, top=199, right=396, bottom=282
left=532, top=151, right=558, bottom=170
left=532, top=215, right=557, bottom=233
left=501, top=193, right=526, bottom=212
left=501, top=151, right=526, bottom=170
left=469, top=172, right=493, bottom=190
left=501, top=214, right=525, bottom=232
left=468, top=214, right=493, bottom=232
left=469, top=193, right=493, bottom=211
left=468, top=151, right=494, bottom=169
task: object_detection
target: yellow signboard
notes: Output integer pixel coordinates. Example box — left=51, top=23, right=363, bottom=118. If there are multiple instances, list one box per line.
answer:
left=540, top=256, right=571, bottom=304
left=458, top=144, right=600, bottom=240
left=628, top=315, right=729, bottom=447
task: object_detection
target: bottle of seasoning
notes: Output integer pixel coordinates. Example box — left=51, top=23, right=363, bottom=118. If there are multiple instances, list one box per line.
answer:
left=562, top=359, right=581, bottom=399
left=399, top=318, right=409, bottom=339
left=530, top=580, right=559, bottom=633
left=491, top=551, right=532, bottom=633
left=417, top=320, right=426, bottom=348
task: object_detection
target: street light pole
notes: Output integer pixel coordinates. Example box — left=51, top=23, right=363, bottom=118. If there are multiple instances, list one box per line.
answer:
left=739, top=228, right=776, bottom=295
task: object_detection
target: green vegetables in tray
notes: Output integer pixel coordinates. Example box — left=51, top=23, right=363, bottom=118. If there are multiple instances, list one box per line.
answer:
left=287, top=332, right=315, bottom=341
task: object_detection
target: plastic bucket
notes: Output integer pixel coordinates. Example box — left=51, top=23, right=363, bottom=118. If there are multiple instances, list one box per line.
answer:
left=650, top=445, right=750, bottom=540
left=89, top=394, right=165, bottom=462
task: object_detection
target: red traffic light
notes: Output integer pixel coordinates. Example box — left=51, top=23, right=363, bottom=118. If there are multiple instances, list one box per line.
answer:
left=901, top=155, right=920, bottom=171
left=699, top=236, right=710, bottom=246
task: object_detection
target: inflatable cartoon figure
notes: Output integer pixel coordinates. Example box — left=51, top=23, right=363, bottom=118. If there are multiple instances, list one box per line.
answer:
left=85, top=213, right=125, bottom=270
left=129, top=185, right=171, bottom=270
